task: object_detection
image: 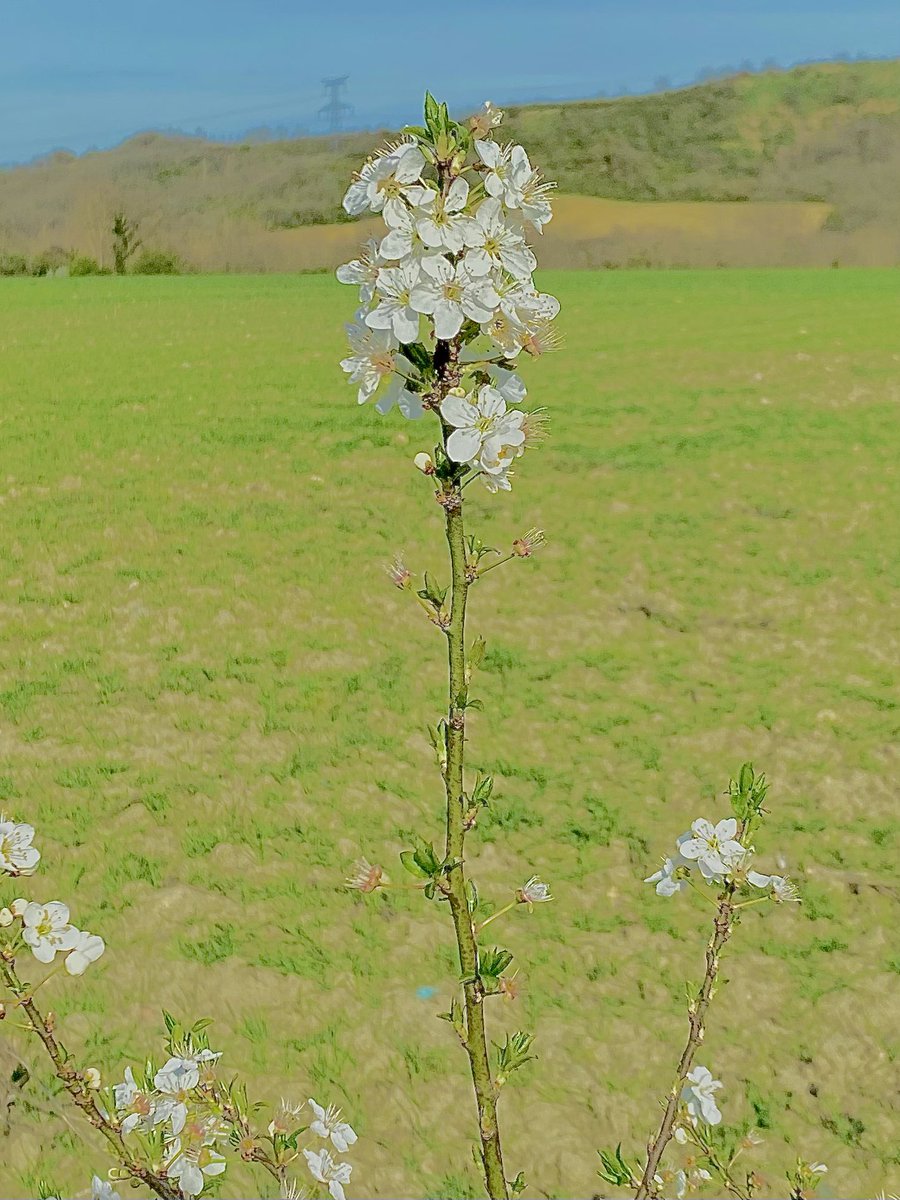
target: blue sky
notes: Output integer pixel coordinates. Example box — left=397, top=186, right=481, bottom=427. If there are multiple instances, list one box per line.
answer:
left=3, top=0, right=899, bottom=163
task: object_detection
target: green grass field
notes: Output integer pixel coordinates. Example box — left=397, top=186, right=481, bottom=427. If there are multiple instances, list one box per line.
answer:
left=0, top=270, right=897, bottom=1199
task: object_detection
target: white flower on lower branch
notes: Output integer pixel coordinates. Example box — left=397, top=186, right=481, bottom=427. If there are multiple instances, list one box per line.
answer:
left=21, top=901, right=80, bottom=963
left=0, top=816, right=40, bottom=875
left=683, top=1065, right=723, bottom=1126
left=441, top=386, right=524, bottom=474
left=304, top=1147, right=353, bottom=1200
left=308, top=1097, right=358, bottom=1152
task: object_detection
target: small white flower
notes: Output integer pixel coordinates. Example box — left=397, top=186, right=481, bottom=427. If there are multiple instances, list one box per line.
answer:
left=0, top=816, right=40, bottom=875
left=475, top=140, right=519, bottom=205
left=115, top=1066, right=165, bottom=1135
left=65, top=930, right=105, bottom=976
left=413, top=452, right=435, bottom=475
left=0, top=907, right=13, bottom=927
left=683, top=1065, right=723, bottom=1126
left=366, top=262, right=422, bottom=344
left=84, top=1067, right=102, bottom=1089
left=508, top=145, right=556, bottom=230
left=308, top=1098, right=358, bottom=1153
left=481, top=464, right=513, bottom=493
left=673, top=1125, right=689, bottom=1145
left=335, top=240, right=381, bottom=304
left=678, top=818, right=745, bottom=882
left=470, top=101, right=504, bottom=136
left=441, top=385, right=525, bottom=470
left=154, top=1056, right=201, bottom=1135
left=410, top=257, right=500, bottom=341
left=304, top=1147, right=352, bottom=1200
left=91, top=1177, right=121, bottom=1200
left=366, top=143, right=426, bottom=225
left=10, top=897, right=28, bottom=916
left=340, top=323, right=409, bottom=406
left=415, top=177, right=471, bottom=253
left=645, top=856, right=688, bottom=897
left=748, top=871, right=800, bottom=903
left=378, top=204, right=437, bottom=265
left=463, top=197, right=537, bottom=280
left=485, top=365, right=527, bottom=406
left=165, top=1140, right=226, bottom=1198
left=518, top=875, right=552, bottom=907
left=480, top=306, right=528, bottom=357
left=21, top=901, right=80, bottom=964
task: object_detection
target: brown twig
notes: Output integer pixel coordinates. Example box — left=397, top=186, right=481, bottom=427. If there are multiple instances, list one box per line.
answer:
left=633, top=884, right=738, bottom=1199
left=0, top=950, right=183, bottom=1200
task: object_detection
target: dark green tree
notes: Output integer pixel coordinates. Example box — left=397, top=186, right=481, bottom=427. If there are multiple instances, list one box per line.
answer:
left=111, top=211, right=142, bottom=275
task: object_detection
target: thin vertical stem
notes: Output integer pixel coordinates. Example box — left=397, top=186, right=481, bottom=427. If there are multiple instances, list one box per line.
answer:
left=634, top=890, right=737, bottom=1199
left=442, top=495, right=508, bottom=1200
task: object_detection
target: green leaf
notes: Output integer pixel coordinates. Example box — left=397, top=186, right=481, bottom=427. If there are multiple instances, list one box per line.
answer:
left=468, top=635, right=487, bottom=671
left=400, top=850, right=429, bottom=879
left=597, top=1144, right=635, bottom=1187
left=472, top=775, right=494, bottom=806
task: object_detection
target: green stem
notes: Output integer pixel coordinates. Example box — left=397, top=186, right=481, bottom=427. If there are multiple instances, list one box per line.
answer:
left=443, top=495, right=508, bottom=1200
left=476, top=900, right=517, bottom=934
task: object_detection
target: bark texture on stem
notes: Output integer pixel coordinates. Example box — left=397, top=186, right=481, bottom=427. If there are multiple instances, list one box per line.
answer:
left=634, top=890, right=737, bottom=1199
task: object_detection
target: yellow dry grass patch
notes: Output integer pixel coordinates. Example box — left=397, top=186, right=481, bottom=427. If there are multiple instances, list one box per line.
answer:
left=275, top=195, right=831, bottom=272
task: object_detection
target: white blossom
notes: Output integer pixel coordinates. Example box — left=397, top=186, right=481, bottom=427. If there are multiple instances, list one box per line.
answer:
left=165, top=1140, right=226, bottom=1198
left=485, top=365, right=527, bottom=406
left=410, top=257, right=499, bottom=340
left=335, top=240, right=381, bottom=304
left=21, top=901, right=80, bottom=964
left=340, top=322, right=422, bottom=417
left=0, top=907, right=12, bottom=927
left=366, top=144, right=426, bottom=224
left=474, top=140, right=519, bottom=204
left=308, top=1098, right=358, bottom=1153
left=115, top=1066, right=168, bottom=1135
left=0, top=816, right=40, bottom=875
left=91, top=1177, right=121, bottom=1200
left=463, top=197, right=537, bottom=280
left=441, top=386, right=525, bottom=470
left=304, top=1147, right=353, bottom=1200
left=365, top=262, right=422, bottom=344
left=415, top=176, right=471, bottom=252
left=65, top=930, right=105, bottom=976
left=747, top=870, right=801, bottom=902
left=683, top=1065, right=723, bottom=1126
left=378, top=205, right=437, bottom=265
left=677, top=818, right=745, bottom=882
left=518, top=876, right=552, bottom=906
left=508, top=146, right=556, bottom=230
left=154, top=1056, right=202, bottom=1135
left=645, top=856, right=688, bottom=897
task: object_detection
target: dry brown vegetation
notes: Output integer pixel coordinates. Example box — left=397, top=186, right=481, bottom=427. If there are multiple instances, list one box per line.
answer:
left=1, top=59, right=899, bottom=271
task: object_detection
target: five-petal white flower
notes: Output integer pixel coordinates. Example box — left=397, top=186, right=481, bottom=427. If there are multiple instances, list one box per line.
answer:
left=410, top=257, right=500, bottom=340
left=304, top=1147, right=353, bottom=1200
left=441, top=386, right=525, bottom=469
left=365, top=262, right=422, bottom=344
left=683, top=1065, right=723, bottom=1126
left=0, top=817, right=40, bottom=875
left=366, top=144, right=426, bottom=225
left=65, top=930, right=105, bottom=976
left=308, top=1098, right=358, bottom=1153
left=335, top=239, right=381, bottom=304
left=21, top=901, right=80, bottom=964
left=415, top=176, right=471, bottom=252
left=677, top=818, right=745, bottom=882
left=165, top=1141, right=226, bottom=1198
left=463, top=197, right=537, bottom=280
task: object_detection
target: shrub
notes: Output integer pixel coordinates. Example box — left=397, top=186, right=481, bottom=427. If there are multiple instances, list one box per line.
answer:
left=132, top=249, right=183, bottom=275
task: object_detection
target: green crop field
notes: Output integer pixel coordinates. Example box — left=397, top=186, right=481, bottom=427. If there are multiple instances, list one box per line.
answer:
left=0, top=270, right=897, bottom=1199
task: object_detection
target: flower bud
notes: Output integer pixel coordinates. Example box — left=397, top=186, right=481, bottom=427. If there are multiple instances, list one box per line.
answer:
left=10, top=898, right=27, bottom=917
left=414, top=452, right=435, bottom=476
left=0, top=908, right=13, bottom=927
left=83, top=1067, right=101, bottom=1089
left=385, top=556, right=412, bottom=590
left=448, top=386, right=466, bottom=398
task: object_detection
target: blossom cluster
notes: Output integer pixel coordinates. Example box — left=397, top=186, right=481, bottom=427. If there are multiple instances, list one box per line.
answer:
left=337, top=97, right=560, bottom=493
left=645, top=816, right=800, bottom=901
left=108, top=1043, right=358, bottom=1200
left=0, top=817, right=105, bottom=975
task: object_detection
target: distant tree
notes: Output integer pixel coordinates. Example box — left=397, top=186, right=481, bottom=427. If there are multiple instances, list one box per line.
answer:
left=112, top=210, right=142, bottom=275
left=132, top=248, right=183, bottom=275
